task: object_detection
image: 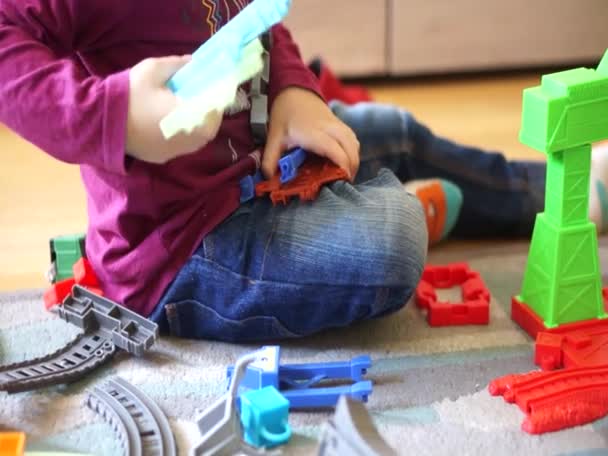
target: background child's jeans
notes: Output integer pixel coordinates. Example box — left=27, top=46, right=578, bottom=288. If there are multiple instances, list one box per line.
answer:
left=149, top=101, right=546, bottom=342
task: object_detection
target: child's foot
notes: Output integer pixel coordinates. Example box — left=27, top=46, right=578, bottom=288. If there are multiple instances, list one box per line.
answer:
left=404, top=179, right=463, bottom=246
left=589, top=141, right=608, bottom=233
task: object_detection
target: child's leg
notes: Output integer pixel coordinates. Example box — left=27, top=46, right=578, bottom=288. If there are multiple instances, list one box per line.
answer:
left=149, top=170, right=427, bottom=342
left=331, top=101, right=546, bottom=238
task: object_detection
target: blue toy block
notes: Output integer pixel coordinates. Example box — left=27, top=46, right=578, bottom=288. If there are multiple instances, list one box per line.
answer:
left=166, top=0, right=291, bottom=100
left=279, top=148, right=308, bottom=184
left=240, top=386, right=291, bottom=448
left=226, top=346, right=373, bottom=409
left=239, top=170, right=264, bottom=203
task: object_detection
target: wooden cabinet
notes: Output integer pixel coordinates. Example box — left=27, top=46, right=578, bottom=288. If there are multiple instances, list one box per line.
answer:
left=283, top=0, right=608, bottom=77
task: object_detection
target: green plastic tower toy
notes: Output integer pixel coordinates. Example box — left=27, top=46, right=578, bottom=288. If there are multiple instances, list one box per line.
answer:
left=517, top=49, right=608, bottom=328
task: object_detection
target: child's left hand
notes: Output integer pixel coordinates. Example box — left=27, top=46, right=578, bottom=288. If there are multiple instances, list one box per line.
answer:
left=262, top=87, right=360, bottom=180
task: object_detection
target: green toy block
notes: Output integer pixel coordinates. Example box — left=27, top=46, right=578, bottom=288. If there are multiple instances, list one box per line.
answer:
left=517, top=49, right=608, bottom=327
left=48, top=233, right=86, bottom=283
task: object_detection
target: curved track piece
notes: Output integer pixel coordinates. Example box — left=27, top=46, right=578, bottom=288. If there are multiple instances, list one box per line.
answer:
left=0, top=334, right=115, bottom=394
left=86, top=376, right=176, bottom=456
left=0, top=285, right=158, bottom=394
left=317, top=396, right=397, bottom=456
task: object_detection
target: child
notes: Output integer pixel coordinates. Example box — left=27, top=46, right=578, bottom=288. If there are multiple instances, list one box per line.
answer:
left=1, top=1, right=606, bottom=343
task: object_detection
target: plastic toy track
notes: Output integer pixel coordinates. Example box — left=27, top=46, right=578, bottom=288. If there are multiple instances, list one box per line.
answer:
left=86, top=377, right=176, bottom=456
left=0, top=286, right=158, bottom=394
left=489, top=365, right=608, bottom=434
left=256, top=155, right=348, bottom=205
left=318, top=395, right=397, bottom=456
left=415, top=262, right=490, bottom=326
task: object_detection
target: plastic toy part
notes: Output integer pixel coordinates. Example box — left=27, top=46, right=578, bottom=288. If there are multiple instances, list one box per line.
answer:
left=43, top=278, right=75, bottom=310
left=240, top=171, right=264, bottom=203
left=240, top=386, right=291, bottom=449
left=191, top=353, right=270, bottom=456
left=44, top=258, right=103, bottom=310
left=317, top=396, right=397, bottom=456
left=278, top=148, right=307, bottom=184
left=0, top=432, right=25, bottom=456
left=415, top=263, right=490, bottom=326
left=48, top=233, right=86, bottom=283
left=161, top=0, right=290, bottom=139
left=226, top=346, right=372, bottom=409
left=515, top=49, right=608, bottom=330
left=72, top=258, right=99, bottom=288
left=255, top=155, right=348, bottom=205
left=489, top=365, right=608, bottom=434
left=0, top=286, right=158, bottom=394
left=86, top=376, right=176, bottom=456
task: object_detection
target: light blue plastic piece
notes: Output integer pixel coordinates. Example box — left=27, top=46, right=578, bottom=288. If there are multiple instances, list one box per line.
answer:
left=166, top=0, right=291, bottom=100
left=226, top=346, right=373, bottom=409
left=240, top=386, right=291, bottom=448
left=279, top=148, right=308, bottom=184
left=239, top=170, right=264, bottom=203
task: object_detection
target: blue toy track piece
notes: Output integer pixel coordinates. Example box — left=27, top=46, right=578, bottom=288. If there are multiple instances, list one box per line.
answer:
left=239, top=170, right=264, bottom=203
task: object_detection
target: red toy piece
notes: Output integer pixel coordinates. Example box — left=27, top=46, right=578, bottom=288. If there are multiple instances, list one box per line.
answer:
left=73, top=257, right=100, bottom=287
left=43, top=278, right=75, bottom=310
left=415, top=263, right=490, bottom=326
left=43, top=258, right=103, bottom=310
left=489, top=365, right=608, bottom=434
left=512, top=294, right=608, bottom=370
left=256, top=155, right=348, bottom=205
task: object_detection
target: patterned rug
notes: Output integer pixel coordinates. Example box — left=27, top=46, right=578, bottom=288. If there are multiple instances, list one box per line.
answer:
left=1, top=239, right=608, bottom=455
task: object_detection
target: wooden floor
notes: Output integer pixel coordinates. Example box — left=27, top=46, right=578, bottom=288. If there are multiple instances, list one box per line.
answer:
left=0, top=72, right=545, bottom=291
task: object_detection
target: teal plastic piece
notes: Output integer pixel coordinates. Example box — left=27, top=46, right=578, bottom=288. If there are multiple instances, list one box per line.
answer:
left=166, top=0, right=290, bottom=99
left=240, top=386, right=291, bottom=449
left=517, top=49, right=608, bottom=327
left=49, top=233, right=86, bottom=283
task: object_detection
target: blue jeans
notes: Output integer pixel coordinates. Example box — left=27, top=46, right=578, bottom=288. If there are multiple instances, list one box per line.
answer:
left=149, top=101, right=546, bottom=342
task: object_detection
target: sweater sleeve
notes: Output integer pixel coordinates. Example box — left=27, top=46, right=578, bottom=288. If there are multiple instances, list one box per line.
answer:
left=0, top=0, right=131, bottom=174
left=267, top=23, right=324, bottom=107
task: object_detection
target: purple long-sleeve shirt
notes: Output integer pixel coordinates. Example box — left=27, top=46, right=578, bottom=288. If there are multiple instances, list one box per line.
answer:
left=0, top=0, right=321, bottom=316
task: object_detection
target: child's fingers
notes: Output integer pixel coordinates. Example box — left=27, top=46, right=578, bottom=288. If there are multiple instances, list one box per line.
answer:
left=298, top=130, right=352, bottom=180
left=324, top=123, right=360, bottom=179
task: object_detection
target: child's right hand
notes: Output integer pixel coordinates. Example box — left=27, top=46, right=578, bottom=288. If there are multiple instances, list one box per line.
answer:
left=126, top=56, right=222, bottom=164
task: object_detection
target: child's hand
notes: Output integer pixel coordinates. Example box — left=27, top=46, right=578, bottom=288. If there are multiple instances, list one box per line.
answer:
left=262, top=87, right=360, bottom=180
left=126, top=56, right=222, bottom=164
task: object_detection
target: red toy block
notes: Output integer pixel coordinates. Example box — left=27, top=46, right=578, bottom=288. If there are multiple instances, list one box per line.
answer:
left=513, top=293, right=608, bottom=369
left=73, top=257, right=99, bottom=287
left=43, top=278, right=75, bottom=310
left=256, top=155, right=348, bottom=205
left=489, top=366, right=608, bottom=434
left=415, top=263, right=490, bottom=326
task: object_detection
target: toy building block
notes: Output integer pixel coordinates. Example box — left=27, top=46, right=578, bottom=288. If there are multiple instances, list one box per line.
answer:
left=317, top=396, right=397, bottom=456
left=240, top=386, right=291, bottom=449
left=160, top=0, right=290, bottom=139
left=240, top=170, right=264, bottom=203
left=278, top=148, right=308, bottom=184
left=47, top=233, right=86, bottom=283
left=514, top=48, right=608, bottom=333
left=0, top=286, right=158, bottom=394
left=86, top=376, right=176, bottom=456
left=489, top=365, right=608, bottom=434
left=226, top=346, right=373, bottom=409
left=256, top=155, right=349, bottom=205
left=0, top=433, right=25, bottom=456
left=191, top=353, right=270, bottom=456
left=43, top=277, right=76, bottom=310
left=415, top=263, right=490, bottom=326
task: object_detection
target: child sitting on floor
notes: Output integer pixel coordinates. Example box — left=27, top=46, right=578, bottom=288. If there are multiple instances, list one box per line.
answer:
left=1, top=0, right=607, bottom=342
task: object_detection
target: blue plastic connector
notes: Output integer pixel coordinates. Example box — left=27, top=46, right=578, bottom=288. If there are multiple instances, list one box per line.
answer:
left=166, top=0, right=291, bottom=100
left=279, top=148, right=308, bottom=184
left=240, top=386, right=291, bottom=448
left=239, top=170, right=264, bottom=203
left=226, top=346, right=373, bottom=409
